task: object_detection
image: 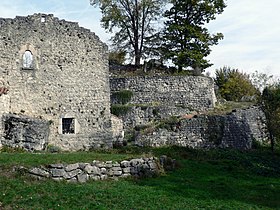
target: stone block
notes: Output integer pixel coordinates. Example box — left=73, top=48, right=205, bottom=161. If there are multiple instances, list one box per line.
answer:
left=77, top=173, right=89, bottom=183
left=120, top=160, right=130, bottom=168
left=122, top=167, right=131, bottom=173
left=113, top=170, right=122, bottom=176
left=67, top=169, right=82, bottom=178
left=90, top=175, right=101, bottom=181
left=29, top=167, right=50, bottom=178
left=65, top=163, right=80, bottom=172
left=100, top=167, right=107, bottom=174
left=50, top=168, right=66, bottom=177
left=49, top=164, right=64, bottom=169
left=112, top=166, right=122, bottom=171
left=112, top=163, right=120, bottom=167
left=79, top=163, right=89, bottom=170
left=100, top=174, right=108, bottom=180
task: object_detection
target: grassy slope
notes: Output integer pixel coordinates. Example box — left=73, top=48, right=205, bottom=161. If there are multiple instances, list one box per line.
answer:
left=0, top=147, right=279, bottom=209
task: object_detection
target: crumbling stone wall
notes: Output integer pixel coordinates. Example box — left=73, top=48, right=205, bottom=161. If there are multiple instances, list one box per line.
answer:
left=2, top=114, right=49, bottom=151
left=110, top=76, right=217, bottom=110
left=27, top=157, right=160, bottom=183
left=136, top=106, right=269, bottom=150
left=117, top=105, right=191, bottom=129
left=0, top=14, right=112, bottom=150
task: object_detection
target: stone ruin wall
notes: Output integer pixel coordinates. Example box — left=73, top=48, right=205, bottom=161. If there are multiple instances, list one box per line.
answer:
left=110, top=76, right=217, bottom=110
left=110, top=76, right=269, bottom=150
left=27, top=157, right=161, bottom=183
left=135, top=106, right=269, bottom=149
left=0, top=14, right=112, bottom=150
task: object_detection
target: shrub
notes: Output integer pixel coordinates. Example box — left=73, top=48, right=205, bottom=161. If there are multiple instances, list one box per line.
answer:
left=0, top=145, right=26, bottom=153
left=112, top=89, right=134, bottom=105
left=46, top=144, right=61, bottom=153
left=111, top=105, right=132, bottom=117
left=214, top=66, right=259, bottom=101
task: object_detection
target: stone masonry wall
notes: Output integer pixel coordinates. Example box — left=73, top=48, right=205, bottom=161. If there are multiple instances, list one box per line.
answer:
left=136, top=106, right=269, bottom=150
left=110, top=76, right=217, bottom=111
left=27, top=157, right=160, bottom=183
left=0, top=14, right=112, bottom=150
left=118, top=105, right=190, bottom=129
left=2, top=114, right=50, bottom=151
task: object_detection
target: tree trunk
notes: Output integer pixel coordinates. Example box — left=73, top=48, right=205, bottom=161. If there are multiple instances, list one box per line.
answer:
left=135, top=53, right=141, bottom=67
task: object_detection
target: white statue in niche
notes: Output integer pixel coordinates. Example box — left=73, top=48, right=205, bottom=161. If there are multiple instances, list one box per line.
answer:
left=23, top=50, right=33, bottom=68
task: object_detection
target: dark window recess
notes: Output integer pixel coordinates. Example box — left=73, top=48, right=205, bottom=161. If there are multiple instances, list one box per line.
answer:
left=62, top=118, right=75, bottom=134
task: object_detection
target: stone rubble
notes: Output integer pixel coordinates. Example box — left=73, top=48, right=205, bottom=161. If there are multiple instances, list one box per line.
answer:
left=28, top=157, right=160, bottom=183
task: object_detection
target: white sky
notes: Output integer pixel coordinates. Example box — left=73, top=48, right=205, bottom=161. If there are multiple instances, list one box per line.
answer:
left=0, top=0, right=279, bottom=78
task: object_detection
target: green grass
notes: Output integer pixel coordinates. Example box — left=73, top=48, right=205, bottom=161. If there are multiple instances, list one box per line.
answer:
left=0, top=146, right=280, bottom=209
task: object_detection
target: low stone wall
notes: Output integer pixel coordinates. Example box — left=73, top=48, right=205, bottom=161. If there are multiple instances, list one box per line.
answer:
left=136, top=106, right=269, bottom=150
left=110, top=76, right=217, bottom=111
left=28, top=157, right=159, bottom=183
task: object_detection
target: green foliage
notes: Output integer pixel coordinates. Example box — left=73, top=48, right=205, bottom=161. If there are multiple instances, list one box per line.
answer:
left=111, top=104, right=132, bottom=117
left=91, top=0, right=168, bottom=65
left=46, top=144, right=61, bottom=153
left=109, top=50, right=126, bottom=65
left=262, top=84, right=280, bottom=149
left=0, top=145, right=26, bottom=153
left=157, top=116, right=181, bottom=131
left=162, top=0, right=226, bottom=71
left=112, top=89, right=133, bottom=105
left=214, top=66, right=259, bottom=101
left=0, top=147, right=280, bottom=209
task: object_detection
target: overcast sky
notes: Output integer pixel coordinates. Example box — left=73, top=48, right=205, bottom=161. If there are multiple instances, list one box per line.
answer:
left=0, top=0, right=279, bottom=78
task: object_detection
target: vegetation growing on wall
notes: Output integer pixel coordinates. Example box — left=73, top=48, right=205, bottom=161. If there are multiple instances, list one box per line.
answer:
left=111, top=89, right=134, bottom=105
left=110, top=104, right=132, bottom=117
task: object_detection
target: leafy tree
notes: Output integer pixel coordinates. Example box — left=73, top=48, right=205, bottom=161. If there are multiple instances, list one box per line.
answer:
left=250, top=70, right=275, bottom=93
left=90, top=0, right=168, bottom=66
left=262, top=84, right=280, bottom=150
left=214, top=66, right=259, bottom=101
left=162, top=0, right=226, bottom=72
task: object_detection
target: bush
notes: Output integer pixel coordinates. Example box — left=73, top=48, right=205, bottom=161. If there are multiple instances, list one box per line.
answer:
left=111, top=104, right=132, bottom=117
left=0, top=145, right=26, bottom=153
left=214, top=66, right=259, bottom=101
left=46, top=144, right=61, bottom=153
left=112, top=89, right=134, bottom=105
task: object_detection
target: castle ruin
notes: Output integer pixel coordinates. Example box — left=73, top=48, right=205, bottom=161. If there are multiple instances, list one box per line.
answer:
left=0, top=14, right=113, bottom=151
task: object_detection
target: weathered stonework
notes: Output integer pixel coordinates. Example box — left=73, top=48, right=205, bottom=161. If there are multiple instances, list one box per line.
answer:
left=110, top=76, right=217, bottom=110
left=0, top=14, right=112, bottom=150
left=27, top=157, right=161, bottom=182
left=117, top=105, right=191, bottom=129
left=2, top=114, right=49, bottom=151
left=135, top=106, right=269, bottom=149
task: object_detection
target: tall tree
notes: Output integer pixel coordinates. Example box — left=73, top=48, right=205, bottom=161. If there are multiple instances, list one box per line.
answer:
left=163, top=0, right=226, bottom=72
left=90, top=0, right=167, bottom=66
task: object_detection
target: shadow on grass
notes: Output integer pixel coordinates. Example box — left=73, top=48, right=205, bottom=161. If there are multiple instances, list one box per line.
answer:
left=133, top=147, right=280, bottom=209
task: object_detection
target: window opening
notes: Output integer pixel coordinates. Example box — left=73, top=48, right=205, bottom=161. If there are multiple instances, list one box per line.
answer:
left=62, top=118, right=75, bottom=134
left=22, top=50, right=33, bottom=69
left=41, top=16, right=46, bottom=23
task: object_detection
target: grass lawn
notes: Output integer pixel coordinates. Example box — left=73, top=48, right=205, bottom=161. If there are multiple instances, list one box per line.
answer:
left=0, top=146, right=279, bottom=209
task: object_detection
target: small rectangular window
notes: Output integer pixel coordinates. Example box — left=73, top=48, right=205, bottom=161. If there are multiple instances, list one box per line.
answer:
left=62, top=118, right=75, bottom=134
left=41, top=16, right=46, bottom=23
